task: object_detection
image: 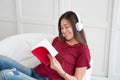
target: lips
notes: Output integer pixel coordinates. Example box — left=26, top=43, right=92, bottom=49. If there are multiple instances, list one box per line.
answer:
left=64, top=34, right=70, bottom=39
left=63, top=34, right=68, bottom=37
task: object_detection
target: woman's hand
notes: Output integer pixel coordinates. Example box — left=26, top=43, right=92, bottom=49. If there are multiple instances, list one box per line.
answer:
left=47, top=54, right=64, bottom=74
left=48, top=54, right=87, bottom=80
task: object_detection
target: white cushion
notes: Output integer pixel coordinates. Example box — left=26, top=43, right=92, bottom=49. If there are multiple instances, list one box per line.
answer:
left=19, top=56, right=40, bottom=68
left=0, top=35, right=32, bottom=61
left=0, top=33, right=55, bottom=67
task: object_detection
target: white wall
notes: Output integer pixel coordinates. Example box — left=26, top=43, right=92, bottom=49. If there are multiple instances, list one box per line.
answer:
left=17, top=0, right=58, bottom=34
left=0, top=0, right=119, bottom=80
left=109, top=0, right=120, bottom=80
left=0, top=0, right=17, bottom=40
left=0, top=0, right=59, bottom=40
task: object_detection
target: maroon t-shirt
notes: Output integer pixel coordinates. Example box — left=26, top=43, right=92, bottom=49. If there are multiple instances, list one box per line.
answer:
left=34, top=37, right=91, bottom=80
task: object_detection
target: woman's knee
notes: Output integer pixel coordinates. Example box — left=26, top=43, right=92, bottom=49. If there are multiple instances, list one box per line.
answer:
left=0, top=55, right=9, bottom=61
left=0, top=55, right=5, bottom=59
left=0, top=55, right=8, bottom=68
left=0, top=55, right=18, bottom=73
left=0, top=55, right=15, bottom=65
left=0, top=55, right=11, bottom=66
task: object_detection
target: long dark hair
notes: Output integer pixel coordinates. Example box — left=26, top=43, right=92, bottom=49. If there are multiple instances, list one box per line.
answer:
left=58, top=11, right=88, bottom=46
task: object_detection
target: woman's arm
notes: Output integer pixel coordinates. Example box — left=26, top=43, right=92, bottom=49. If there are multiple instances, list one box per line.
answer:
left=48, top=54, right=87, bottom=80
left=58, top=67, right=87, bottom=80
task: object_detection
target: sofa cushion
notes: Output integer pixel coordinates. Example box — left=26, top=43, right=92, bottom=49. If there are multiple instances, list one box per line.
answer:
left=19, top=56, right=40, bottom=68
left=0, top=33, right=55, bottom=67
left=0, top=34, right=32, bottom=62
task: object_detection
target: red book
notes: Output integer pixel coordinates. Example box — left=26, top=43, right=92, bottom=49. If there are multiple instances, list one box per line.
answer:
left=30, top=39, right=58, bottom=66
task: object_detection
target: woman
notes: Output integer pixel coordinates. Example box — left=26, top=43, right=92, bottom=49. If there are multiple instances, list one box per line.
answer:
left=0, top=11, right=91, bottom=80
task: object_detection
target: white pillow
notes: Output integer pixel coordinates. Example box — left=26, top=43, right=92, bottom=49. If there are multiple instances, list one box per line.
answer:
left=0, top=35, right=33, bottom=61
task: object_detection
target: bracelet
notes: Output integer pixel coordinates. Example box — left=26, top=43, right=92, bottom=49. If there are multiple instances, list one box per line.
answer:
left=60, top=71, right=66, bottom=78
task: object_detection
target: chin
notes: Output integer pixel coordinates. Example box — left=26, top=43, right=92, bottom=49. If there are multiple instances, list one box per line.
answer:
left=65, top=37, right=71, bottom=41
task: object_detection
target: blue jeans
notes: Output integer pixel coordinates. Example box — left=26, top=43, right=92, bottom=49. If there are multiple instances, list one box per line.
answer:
left=0, top=55, right=48, bottom=80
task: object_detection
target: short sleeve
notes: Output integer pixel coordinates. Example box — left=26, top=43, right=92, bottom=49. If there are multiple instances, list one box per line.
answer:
left=76, top=45, right=91, bottom=69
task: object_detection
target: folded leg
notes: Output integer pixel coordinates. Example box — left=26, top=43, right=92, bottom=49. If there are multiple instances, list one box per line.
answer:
left=0, top=69, right=37, bottom=80
left=0, top=55, right=32, bottom=76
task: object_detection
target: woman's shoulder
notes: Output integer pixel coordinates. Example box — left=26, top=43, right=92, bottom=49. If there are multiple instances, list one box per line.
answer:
left=53, top=36, right=58, bottom=40
left=52, top=36, right=59, bottom=45
left=53, top=36, right=59, bottom=42
left=77, top=43, right=88, bottom=48
left=77, top=43, right=90, bottom=53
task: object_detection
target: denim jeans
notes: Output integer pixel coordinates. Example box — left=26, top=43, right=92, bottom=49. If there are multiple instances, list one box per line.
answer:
left=0, top=55, right=48, bottom=80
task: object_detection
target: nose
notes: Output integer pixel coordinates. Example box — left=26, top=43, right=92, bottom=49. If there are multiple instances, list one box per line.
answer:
left=61, top=28, right=66, bottom=34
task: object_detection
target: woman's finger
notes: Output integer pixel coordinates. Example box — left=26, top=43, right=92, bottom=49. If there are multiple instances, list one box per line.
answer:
left=48, top=54, right=55, bottom=65
left=47, top=54, right=52, bottom=60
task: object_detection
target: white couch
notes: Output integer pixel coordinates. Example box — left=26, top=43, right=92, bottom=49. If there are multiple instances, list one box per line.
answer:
left=0, top=33, right=92, bottom=80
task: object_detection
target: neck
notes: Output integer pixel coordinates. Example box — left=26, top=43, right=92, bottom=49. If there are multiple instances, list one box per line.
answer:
left=66, top=39, right=79, bottom=45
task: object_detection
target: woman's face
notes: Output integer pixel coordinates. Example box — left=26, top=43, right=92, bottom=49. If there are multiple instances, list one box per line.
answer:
left=60, top=18, right=75, bottom=41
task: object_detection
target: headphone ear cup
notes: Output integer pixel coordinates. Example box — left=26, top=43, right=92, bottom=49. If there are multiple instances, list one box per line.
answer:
left=74, top=11, right=84, bottom=31
left=76, top=22, right=83, bottom=31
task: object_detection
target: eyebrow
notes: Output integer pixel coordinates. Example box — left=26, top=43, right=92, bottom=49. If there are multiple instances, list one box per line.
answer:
left=61, top=24, right=69, bottom=26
